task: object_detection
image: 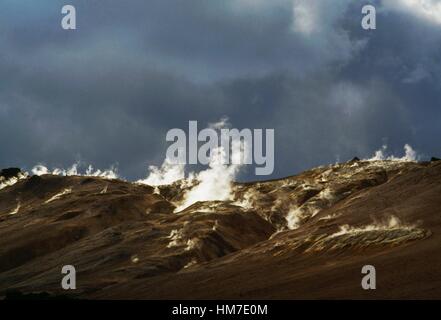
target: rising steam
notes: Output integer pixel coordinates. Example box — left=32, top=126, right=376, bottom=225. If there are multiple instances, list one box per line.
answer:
left=137, top=118, right=248, bottom=211
left=0, top=172, right=28, bottom=191
left=175, top=144, right=245, bottom=211
left=0, top=164, right=118, bottom=192
left=366, top=144, right=418, bottom=162
left=331, top=215, right=414, bottom=238
left=137, top=159, right=185, bottom=186
left=31, top=163, right=118, bottom=179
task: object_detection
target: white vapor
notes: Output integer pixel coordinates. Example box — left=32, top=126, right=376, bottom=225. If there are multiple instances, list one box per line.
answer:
left=31, top=163, right=118, bottom=179
left=366, top=144, right=418, bottom=162
left=137, top=159, right=185, bottom=186
left=175, top=143, right=244, bottom=212
left=331, top=216, right=414, bottom=238
left=286, top=207, right=303, bottom=230
left=208, top=116, right=230, bottom=130
left=175, top=117, right=248, bottom=211
left=138, top=117, right=247, bottom=211
left=0, top=172, right=28, bottom=191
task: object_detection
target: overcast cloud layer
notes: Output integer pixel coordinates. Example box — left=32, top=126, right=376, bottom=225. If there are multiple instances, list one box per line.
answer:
left=1, top=0, right=440, bottom=180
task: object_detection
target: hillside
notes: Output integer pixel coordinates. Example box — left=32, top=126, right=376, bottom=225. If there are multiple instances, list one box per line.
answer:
left=1, top=159, right=441, bottom=299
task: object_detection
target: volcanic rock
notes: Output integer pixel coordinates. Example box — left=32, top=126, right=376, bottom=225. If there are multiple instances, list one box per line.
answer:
left=0, top=168, right=22, bottom=180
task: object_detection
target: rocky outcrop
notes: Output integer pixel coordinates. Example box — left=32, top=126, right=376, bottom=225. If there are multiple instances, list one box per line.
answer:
left=0, top=168, right=22, bottom=179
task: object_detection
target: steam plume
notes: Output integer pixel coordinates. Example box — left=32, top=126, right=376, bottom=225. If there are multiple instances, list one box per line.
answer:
left=367, top=144, right=418, bottom=161
left=31, top=163, right=118, bottom=179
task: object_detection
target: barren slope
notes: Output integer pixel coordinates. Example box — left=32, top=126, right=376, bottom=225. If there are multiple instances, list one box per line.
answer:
left=1, top=159, right=440, bottom=299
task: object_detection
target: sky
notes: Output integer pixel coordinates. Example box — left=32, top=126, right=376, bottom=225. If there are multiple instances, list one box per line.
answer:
left=1, top=0, right=440, bottom=181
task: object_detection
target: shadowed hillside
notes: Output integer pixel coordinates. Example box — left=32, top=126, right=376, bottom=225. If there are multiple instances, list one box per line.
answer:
left=1, top=159, right=441, bottom=299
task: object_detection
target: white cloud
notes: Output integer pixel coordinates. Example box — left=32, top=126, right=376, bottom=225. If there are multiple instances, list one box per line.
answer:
left=292, top=0, right=318, bottom=34
left=383, top=0, right=441, bottom=25
left=403, top=65, right=430, bottom=83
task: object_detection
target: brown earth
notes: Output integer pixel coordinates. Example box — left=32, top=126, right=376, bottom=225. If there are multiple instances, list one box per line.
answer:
left=1, top=159, right=440, bottom=299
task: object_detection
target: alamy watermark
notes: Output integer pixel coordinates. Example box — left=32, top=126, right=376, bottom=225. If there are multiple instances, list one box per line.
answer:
left=61, top=4, right=377, bottom=31
left=61, top=5, right=76, bottom=30
left=361, top=265, right=376, bottom=290
left=361, top=5, right=376, bottom=30
left=61, top=265, right=76, bottom=290
left=166, top=121, right=274, bottom=176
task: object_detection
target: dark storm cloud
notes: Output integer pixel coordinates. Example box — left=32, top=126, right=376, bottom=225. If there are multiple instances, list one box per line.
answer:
left=0, top=0, right=440, bottom=180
